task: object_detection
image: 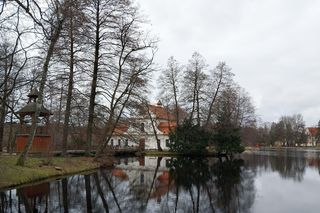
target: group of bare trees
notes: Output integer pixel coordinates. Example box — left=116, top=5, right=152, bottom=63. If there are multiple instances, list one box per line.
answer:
left=158, top=52, right=256, bottom=138
left=0, top=0, right=257, bottom=163
left=0, top=0, right=156, bottom=164
left=268, top=114, right=307, bottom=146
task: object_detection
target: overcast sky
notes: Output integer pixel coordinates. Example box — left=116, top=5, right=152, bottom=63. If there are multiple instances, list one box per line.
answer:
left=136, top=0, right=320, bottom=126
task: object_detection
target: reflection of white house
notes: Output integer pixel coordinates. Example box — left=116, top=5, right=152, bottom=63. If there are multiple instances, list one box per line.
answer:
left=110, top=101, right=177, bottom=150
left=306, top=127, right=319, bottom=146
left=111, top=157, right=173, bottom=203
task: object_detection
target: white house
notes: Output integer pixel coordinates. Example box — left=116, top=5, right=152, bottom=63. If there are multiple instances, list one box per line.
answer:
left=305, top=127, right=319, bottom=146
left=110, top=101, right=177, bottom=150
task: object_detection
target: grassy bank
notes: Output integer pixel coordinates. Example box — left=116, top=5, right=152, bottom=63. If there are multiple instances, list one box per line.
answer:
left=144, top=150, right=220, bottom=157
left=0, top=156, right=100, bottom=190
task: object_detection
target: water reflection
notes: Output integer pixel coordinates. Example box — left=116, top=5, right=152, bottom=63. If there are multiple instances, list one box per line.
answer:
left=1, top=151, right=320, bottom=212
left=242, top=151, right=316, bottom=182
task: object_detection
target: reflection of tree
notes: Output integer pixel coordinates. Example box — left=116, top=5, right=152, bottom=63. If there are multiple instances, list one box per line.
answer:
left=62, top=178, right=68, bottom=213
left=84, top=175, right=92, bottom=213
left=0, top=156, right=257, bottom=212
left=166, top=157, right=255, bottom=213
left=146, top=157, right=162, bottom=205
left=17, top=188, right=32, bottom=213
left=93, top=172, right=109, bottom=212
left=211, top=159, right=255, bottom=213
left=100, top=170, right=122, bottom=212
left=0, top=191, right=12, bottom=212
left=270, top=154, right=305, bottom=182
left=168, top=157, right=212, bottom=213
left=243, top=152, right=306, bottom=182
left=169, top=157, right=211, bottom=190
left=16, top=183, right=50, bottom=213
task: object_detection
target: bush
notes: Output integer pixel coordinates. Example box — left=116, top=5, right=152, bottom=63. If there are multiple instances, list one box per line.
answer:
left=213, top=121, right=244, bottom=155
left=168, top=120, right=210, bottom=154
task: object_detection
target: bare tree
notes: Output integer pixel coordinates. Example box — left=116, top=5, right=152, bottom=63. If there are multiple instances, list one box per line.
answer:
left=158, top=56, right=182, bottom=124
left=212, top=84, right=256, bottom=130
left=85, top=0, right=127, bottom=155
left=57, top=0, right=88, bottom=156
left=182, top=52, right=208, bottom=126
left=0, top=7, right=28, bottom=152
left=94, top=2, right=157, bottom=157
left=271, top=114, right=307, bottom=146
left=13, top=0, right=67, bottom=165
left=144, top=102, right=162, bottom=151
left=204, top=62, right=234, bottom=128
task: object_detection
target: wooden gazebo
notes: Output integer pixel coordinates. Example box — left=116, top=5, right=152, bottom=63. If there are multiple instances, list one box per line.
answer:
left=16, top=88, right=52, bottom=153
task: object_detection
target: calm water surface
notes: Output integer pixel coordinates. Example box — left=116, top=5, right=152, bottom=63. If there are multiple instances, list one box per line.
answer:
left=1, top=150, right=320, bottom=213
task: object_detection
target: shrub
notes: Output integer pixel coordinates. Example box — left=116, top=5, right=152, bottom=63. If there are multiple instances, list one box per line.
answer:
left=168, top=119, right=210, bottom=154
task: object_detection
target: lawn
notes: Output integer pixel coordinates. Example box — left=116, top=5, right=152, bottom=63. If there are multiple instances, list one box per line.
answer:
left=0, top=156, right=100, bottom=190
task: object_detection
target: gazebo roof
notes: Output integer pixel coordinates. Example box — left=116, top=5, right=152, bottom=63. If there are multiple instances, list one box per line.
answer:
left=17, top=102, right=52, bottom=117
left=28, top=88, right=39, bottom=98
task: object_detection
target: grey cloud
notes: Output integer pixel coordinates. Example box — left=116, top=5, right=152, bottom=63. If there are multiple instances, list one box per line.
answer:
left=137, top=0, right=320, bottom=126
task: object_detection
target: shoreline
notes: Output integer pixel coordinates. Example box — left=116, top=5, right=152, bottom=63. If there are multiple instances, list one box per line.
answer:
left=3, top=147, right=317, bottom=191
left=0, top=156, right=100, bottom=191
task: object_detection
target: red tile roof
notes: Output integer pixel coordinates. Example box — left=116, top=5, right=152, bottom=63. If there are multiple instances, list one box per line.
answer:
left=158, top=122, right=177, bottom=135
left=148, top=105, right=176, bottom=121
left=113, top=125, right=129, bottom=136
left=307, top=127, right=319, bottom=136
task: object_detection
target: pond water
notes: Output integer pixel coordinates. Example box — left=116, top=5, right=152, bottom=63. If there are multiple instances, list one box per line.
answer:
left=1, top=150, right=320, bottom=213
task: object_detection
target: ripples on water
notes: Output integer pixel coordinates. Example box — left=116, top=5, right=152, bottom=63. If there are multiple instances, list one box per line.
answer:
left=1, top=150, right=320, bottom=213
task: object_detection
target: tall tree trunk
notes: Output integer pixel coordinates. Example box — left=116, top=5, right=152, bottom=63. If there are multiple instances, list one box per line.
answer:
left=189, top=87, right=196, bottom=123
left=0, top=99, right=6, bottom=152
left=189, top=71, right=198, bottom=124
left=204, top=73, right=222, bottom=127
left=56, top=82, right=63, bottom=150
left=196, top=89, right=200, bottom=126
left=146, top=103, right=162, bottom=151
left=62, top=13, right=75, bottom=156
left=0, top=59, right=8, bottom=152
left=172, top=82, right=179, bottom=124
left=7, top=109, right=14, bottom=153
left=86, top=0, right=100, bottom=155
left=16, top=17, right=64, bottom=166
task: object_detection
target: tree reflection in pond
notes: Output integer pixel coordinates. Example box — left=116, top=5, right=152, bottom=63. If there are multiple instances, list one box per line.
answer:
left=0, top=155, right=256, bottom=213
left=242, top=152, right=307, bottom=182
left=167, top=157, right=211, bottom=212
left=3, top=152, right=320, bottom=212
left=166, top=157, right=256, bottom=213
left=212, top=159, right=256, bottom=213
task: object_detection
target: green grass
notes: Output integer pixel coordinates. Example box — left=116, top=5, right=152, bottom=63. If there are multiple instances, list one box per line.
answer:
left=144, top=149, right=219, bottom=157
left=144, top=150, right=178, bottom=156
left=0, top=156, right=100, bottom=190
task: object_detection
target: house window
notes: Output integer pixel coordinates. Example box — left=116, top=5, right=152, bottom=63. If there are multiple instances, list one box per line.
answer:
left=125, top=139, right=128, bottom=147
left=141, top=123, right=145, bottom=132
left=166, top=139, right=170, bottom=146
left=111, top=139, right=114, bottom=146
left=118, top=139, right=121, bottom=146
